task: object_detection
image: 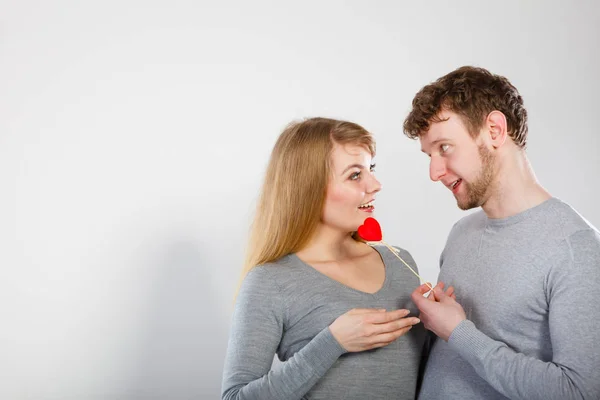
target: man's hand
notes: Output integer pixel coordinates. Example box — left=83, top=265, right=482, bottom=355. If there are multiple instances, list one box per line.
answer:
left=411, top=282, right=466, bottom=341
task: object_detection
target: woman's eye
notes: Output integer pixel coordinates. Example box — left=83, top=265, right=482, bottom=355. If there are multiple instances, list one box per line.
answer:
left=350, top=171, right=361, bottom=180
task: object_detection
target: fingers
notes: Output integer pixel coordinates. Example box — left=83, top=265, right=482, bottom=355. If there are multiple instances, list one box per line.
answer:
left=412, top=288, right=437, bottom=314
left=433, top=285, right=457, bottom=304
left=373, top=316, right=421, bottom=334
left=436, top=281, right=455, bottom=295
left=413, top=283, right=432, bottom=298
left=369, top=326, right=414, bottom=348
left=412, top=284, right=432, bottom=305
left=364, top=308, right=410, bottom=324
left=430, top=282, right=456, bottom=302
left=429, top=281, right=443, bottom=297
left=445, top=285, right=456, bottom=300
left=347, top=308, right=386, bottom=315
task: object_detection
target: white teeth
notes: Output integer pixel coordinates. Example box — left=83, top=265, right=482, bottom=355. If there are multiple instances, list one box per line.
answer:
left=451, top=180, right=460, bottom=189
left=359, top=200, right=374, bottom=208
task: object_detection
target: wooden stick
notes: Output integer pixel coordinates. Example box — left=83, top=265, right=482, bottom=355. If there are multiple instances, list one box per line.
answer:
left=375, top=241, right=434, bottom=291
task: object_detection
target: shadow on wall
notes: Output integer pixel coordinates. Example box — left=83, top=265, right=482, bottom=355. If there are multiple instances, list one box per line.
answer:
left=127, top=239, right=228, bottom=399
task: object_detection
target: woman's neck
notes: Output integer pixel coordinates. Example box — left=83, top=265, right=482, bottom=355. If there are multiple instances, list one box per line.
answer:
left=296, top=224, right=367, bottom=263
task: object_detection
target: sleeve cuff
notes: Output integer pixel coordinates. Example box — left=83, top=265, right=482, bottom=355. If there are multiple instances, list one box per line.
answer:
left=447, top=319, right=497, bottom=370
left=298, top=326, right=346, bottom=376
left=317, top=326, right=347, bottom=358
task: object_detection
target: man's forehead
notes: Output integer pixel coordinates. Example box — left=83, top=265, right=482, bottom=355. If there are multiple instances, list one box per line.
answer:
left=420, top=113, right=463, bottom=146
left=419, top=125, right=445, bottom=151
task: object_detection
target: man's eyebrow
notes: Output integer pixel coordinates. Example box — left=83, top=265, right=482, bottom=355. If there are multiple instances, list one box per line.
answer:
left=421, top=138, right=448, bottom=154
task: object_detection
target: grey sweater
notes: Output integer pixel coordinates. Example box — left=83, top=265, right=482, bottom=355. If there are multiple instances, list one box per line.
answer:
left=419, top=198, right=600, bottom=399
left=222, top=245, right=426, bottom=400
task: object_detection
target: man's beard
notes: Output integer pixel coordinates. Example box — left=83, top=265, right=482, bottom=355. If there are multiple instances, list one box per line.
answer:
left=457, top=145, right=495, bottom=210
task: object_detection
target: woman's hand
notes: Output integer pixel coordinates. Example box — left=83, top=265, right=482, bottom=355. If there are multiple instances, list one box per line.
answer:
left=329, top=308, right=420, bottom=352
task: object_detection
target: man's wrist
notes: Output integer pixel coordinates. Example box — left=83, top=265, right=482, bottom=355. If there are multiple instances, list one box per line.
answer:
left=444, top=317, right=468, bottom=342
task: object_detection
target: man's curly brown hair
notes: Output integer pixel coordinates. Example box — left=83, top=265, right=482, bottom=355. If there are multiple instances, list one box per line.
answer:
left=403, top=66, right=528, bottom=149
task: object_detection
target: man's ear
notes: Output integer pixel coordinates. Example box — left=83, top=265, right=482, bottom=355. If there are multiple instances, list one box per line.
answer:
left=485, top=111, right=508, bottom=149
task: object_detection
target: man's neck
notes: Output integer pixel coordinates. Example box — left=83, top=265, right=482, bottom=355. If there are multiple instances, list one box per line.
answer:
left=482, top=151, right=552, bottom=219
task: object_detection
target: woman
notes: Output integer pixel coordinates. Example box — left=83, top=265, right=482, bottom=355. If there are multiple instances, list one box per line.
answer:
left=222, top=117, right=427, bottom=399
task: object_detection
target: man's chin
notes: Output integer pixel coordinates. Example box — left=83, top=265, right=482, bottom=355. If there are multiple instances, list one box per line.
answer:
left=456, top=196, right=479, bottom=211
left=457, top=202, right=474, bottom=211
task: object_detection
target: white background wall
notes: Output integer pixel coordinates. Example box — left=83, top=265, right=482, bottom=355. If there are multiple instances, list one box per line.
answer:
left=1, top=1, right=599, bottom=398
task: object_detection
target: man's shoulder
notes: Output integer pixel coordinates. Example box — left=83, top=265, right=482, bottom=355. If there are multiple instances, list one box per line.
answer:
left=545, top=198, right=598, bottom=238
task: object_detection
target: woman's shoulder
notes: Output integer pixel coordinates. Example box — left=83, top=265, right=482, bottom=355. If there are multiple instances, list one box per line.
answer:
left=371, top=244, right=416, bottom=264
left=244, top=253, right=314, bottom=292
left=250, top=253, right=302, bottom=276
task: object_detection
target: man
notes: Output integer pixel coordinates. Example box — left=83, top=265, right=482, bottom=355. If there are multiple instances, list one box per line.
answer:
left=404, top=66, right=600, bottom=399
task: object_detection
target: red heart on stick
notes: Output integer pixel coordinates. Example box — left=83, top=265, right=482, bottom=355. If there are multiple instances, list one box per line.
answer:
left=357, top=217, right=382, bottom=241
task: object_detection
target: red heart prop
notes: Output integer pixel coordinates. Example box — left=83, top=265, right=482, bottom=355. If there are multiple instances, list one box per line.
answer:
left=357, top=217, right=382, bottom=241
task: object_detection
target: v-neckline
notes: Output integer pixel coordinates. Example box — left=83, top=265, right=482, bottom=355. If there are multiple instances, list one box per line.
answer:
left=291, top=245, right=390, bottom=296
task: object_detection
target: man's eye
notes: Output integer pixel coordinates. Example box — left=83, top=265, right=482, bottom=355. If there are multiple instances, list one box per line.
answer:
left=441, top=144, right=450, bottom=153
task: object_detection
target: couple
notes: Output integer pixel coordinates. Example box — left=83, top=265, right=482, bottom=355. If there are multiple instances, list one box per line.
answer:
left=221, top=66, right=600, bottom=399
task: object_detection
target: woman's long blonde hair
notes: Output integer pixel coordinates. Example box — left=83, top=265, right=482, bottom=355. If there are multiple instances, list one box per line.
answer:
left=241, top=117, right=375, bottom=284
